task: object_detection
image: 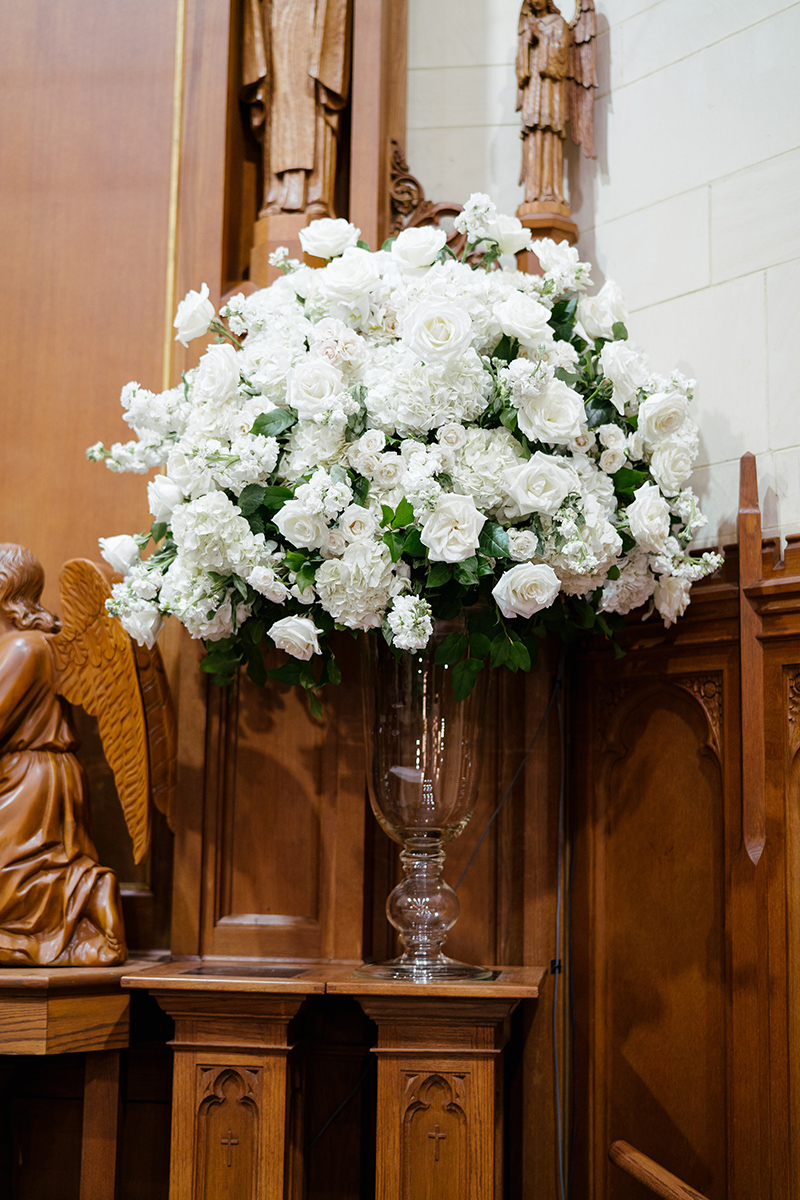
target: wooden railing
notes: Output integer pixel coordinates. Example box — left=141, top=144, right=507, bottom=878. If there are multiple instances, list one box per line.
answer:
left=608, top=1141, right=710, bottom=1200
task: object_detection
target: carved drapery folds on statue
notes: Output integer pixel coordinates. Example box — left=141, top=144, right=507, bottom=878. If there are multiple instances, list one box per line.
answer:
left=516, top=0, right=596, bottom=242
left=0, top=547, right=174, bottom=967
left=242, top=0, right=352, bottom=281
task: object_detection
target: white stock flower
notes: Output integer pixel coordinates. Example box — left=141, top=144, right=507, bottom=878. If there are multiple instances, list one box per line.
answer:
left=148, top=475, right=184, bottom=523
left=504, top=453, right=579, bottom=518
left=492, top=563, right=561, bottom=618
left=99, top=535, right=140, bottom=575
left=599, top=552, right=655, bottom=615
left=173, top=283, right=214, bottom=346
left=299, top=218, right=360, bottom=259
left=420, top=493, right=486, bottom=562
left=532, top=239, right=591, bottom=291
left=391, top=226, right=447, bottom=270
left=578, top=280, right=628, bottom=341
left=403, top=298, right=473, bottom=363
left=453, top=193, right=499, bottom=243
left=600, top=341, right=649, bottom=414
left=387, top=595, right=434, bottom=650
left=654, top=574, right=691, bottom=627
left=638, top=392, right=689, bottom=444
left=627, top=482, right=671, bottom=553
left=495, top=292, right=551, bottom=349
left=269, top=615, right=321, bottom=659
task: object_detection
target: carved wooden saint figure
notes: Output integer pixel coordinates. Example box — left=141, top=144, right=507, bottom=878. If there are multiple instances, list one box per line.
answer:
left=516, top=0, right=597, bottom=217
left=243, top=0, right=351, bottom=219
left=0, top=546, right=170, bottom=967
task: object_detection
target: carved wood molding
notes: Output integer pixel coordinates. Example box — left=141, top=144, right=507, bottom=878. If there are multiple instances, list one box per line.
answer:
left=595, top=673, right=723, bottom=762
left=673, top=674, right=723, bottom=758
left=401, top=1071, right=469, bottom=1197
left=389, top=140, right=467, bottom=255
left=785, top=666, right=800, bottom=759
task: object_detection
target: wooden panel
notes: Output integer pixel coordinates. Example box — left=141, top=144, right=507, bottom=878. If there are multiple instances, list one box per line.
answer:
left=0, top=0, right=178, bottom=611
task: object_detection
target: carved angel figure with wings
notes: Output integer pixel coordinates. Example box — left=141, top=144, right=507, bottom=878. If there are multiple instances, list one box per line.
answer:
left=0, top=545, right=174, bottom=967
left=516, top=0, right=597, bottom=215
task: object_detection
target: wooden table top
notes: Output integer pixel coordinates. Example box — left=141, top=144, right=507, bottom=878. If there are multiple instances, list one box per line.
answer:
left=0, top=956, right=161, bottom=992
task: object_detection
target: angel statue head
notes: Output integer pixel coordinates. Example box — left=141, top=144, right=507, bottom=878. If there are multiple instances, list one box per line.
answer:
left=0, top=543, right=60, bottom=633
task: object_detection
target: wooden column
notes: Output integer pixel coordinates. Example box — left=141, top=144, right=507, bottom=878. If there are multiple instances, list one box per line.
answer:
left=124, top=961, right=329, bottom=1200
left=328, top=967, right=545, bottom=1200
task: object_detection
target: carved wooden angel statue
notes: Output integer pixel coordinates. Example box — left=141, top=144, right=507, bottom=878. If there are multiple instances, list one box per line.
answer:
left=516, top=0, right=597, bottom=219
left=0, top=545, right=174, bottom=967
left=242, top=0, right=352, bottom=219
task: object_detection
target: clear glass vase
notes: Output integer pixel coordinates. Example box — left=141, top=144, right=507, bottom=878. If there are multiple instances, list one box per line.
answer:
left=358, top=619, right=492, bottom=981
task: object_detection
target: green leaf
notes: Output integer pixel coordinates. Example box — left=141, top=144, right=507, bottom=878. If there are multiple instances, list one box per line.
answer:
left=434, top=632, right=468, bottom=665
left=611, top=321, right=629, bottom=341
left=356, top=239, right=371, bottom=251
left=549, top=295, right=578, bottom=341
left=231, top=574, right=249, bottom=601
left=382, top=528, right=405, bottom=562
left=267, top=659, right=305, bottom=685
left=499, top=407, right=518, bottom=432
left=490, top=634, right=511, bottom=668
left=392, top=496, right=414, bottom=528
left=251, top=408, right=296, bottom=438
left=612, top=466, right=649, bottom=497
left=491, top=334, right=519, bottom=365
left=452, top=657, right=483, bottom=701
left=352, top=476, right=370, bottom=507
left=150, top=521, right=167, bottom=543
left=509, top=640, right=531, bottom=672
left=244, top=642, right=267, bottom=687
left=469, top=631, right=491, bottom=659
left=306, top=690, right=323, bottom=719
left=606, top=565, right=620, bottom=581
left=284, top=550, right=308, bottom=571
left=237, top=484, right=267, bottom=515
left=454, top=556, right=479, bottom=588
left=329, top=464, right=349, bottom=486
left=380, top=237, right=396, bottom=251
left=380, top=503, right=394, bottom=528
left=478, top=523, right=510, bottom=559
left=246, top=512, right=266, bottom=536
left=296, top=561, right=318, bottom=591
left=402, top=527, right=426, bottom=558
left=427, top=562, right=452, bottom=589
left=260, top=485, right=295, bottom=510
left=584, top=394, right=618, bottom=429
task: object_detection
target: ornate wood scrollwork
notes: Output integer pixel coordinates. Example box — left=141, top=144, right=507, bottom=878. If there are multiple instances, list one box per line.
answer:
left=388, top=140, right=467, bottom=256
left=674, top=674, right=723, bottom=758
left=785, top=666, right=800, bottom=759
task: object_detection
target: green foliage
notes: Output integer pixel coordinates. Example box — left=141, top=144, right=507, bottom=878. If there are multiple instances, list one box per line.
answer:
left=251, top=409, right=296, bottom=437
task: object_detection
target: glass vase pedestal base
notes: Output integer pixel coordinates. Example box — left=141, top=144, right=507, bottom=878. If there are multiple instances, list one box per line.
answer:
left=355, top=954, right=493, bottom=983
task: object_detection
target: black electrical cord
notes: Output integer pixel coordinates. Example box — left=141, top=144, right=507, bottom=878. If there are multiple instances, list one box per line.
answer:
left=305, top=1055, right=376, bottom=1152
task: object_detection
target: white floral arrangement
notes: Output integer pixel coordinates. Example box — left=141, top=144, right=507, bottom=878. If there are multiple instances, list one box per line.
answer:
left=90, top=193, right=721, bottom=709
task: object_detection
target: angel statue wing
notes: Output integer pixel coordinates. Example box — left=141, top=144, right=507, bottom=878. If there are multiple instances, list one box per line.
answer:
left=568, top=0, right=597, bottom=158
left=50, top=559, right=162, bottom=863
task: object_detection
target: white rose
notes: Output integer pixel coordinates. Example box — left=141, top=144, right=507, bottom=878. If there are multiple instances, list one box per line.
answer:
left=577, top=280, right=628, bottom=340
left=508, top=528, right=539, bottom=561
left=597, top=423, right=625, bottom=450
left=599, top=448, right=626, bottom=474
left=195, top=342, right=240, bottom=404
left=391, top=226, right=447, bottom=270
left=495, top=292, right=551, bottom=349
left=637, top=392, right=689, bottom=444
left=532, top=238, right=582, bottom=275
left=320, top=248, right=381, bottom=318
left=99, top=534, right=140, bottom=575
left=322, top=528, right=347, bottom=557
left=299, top=218, right=360, bottom=259
left=437, top=423, right=467, bottom=451
left=492, top=563, right=561, bottom=619
left=288, top=359, right=343, bottom=420
left=120, top=603, right=163, bottom=649
left=504, top=453, right=579, bottom=517
left=148, top=475, right=184, bottom=523
left=627, top=482, right=671, bottom=553
left=516, top=378, right=584, bottom=445
left=600, top=341, right=649, bottom=414
left=372, top=453, right=404, bottom=489
left=419, top=493, right=486, bottom=562
left=356, top=429, right=386, bottom=456
left=269, top=615, right=321, bottom=660
left=273, top=499, right=329, bottom=550
left=487, top=214, right=532, bottom=255
left=173, top=283, right=215, bottom=347
left=339, top=504, right=377, bottom=542
left=403, top=298, right=473, bottom=363
left=654, top=574, right=691, bottom=627
left=247, top=566, right=290, bottom=604
left=650, top=438, right=694, bottom=495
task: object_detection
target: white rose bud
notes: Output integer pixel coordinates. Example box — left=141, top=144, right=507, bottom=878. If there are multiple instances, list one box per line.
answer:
left=599, top=448, right=626, bottom=474
left=495, top=292, right=551, bottom=349
left=120, top=604, right=163, bottom=649
left=578, top=280, right=628, bottom=341
left=391, top=226, right=447, bottom=270
left=654, top=574, right=691, bottom=627
left=508, top=529, right=539, bottom=561
left=403, top=298, right=473, bottom=363
left=299, top=217, right=360, bottom=259
left=173, top=283, right=215, bottom=347
left=487, top=214, right=532, bottom=255
left=597, top=423, right=625, bottom=450
left=99, top=534, right=140, bottom=575
left=420, top=493, right=486, bottom=562
left=627, top=482, right=671, bottom=553
left=492, top=563, right=561, bottom=619
left=269, top=615, right=321, bottom=660
left=247, top=567, right=290, bottom=604
left=600, top=341, right=649, bottom=414
left=148, top=475, right=184, bottom=523
left=437, top=423, right=467, bottom=452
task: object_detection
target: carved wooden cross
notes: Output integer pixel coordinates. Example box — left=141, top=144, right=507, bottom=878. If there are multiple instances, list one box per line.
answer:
left=220, top=1129, right=239, bottom=1167
left=428, top=1124, right=446, bottom=1162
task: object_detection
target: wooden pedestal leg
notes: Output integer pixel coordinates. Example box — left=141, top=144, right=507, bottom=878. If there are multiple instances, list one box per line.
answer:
left=356, top=996, right=519, bottom=1200
left=79, top=1049, right=123, bottom=1200
left=153, top=991, right=311, bottom=1200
